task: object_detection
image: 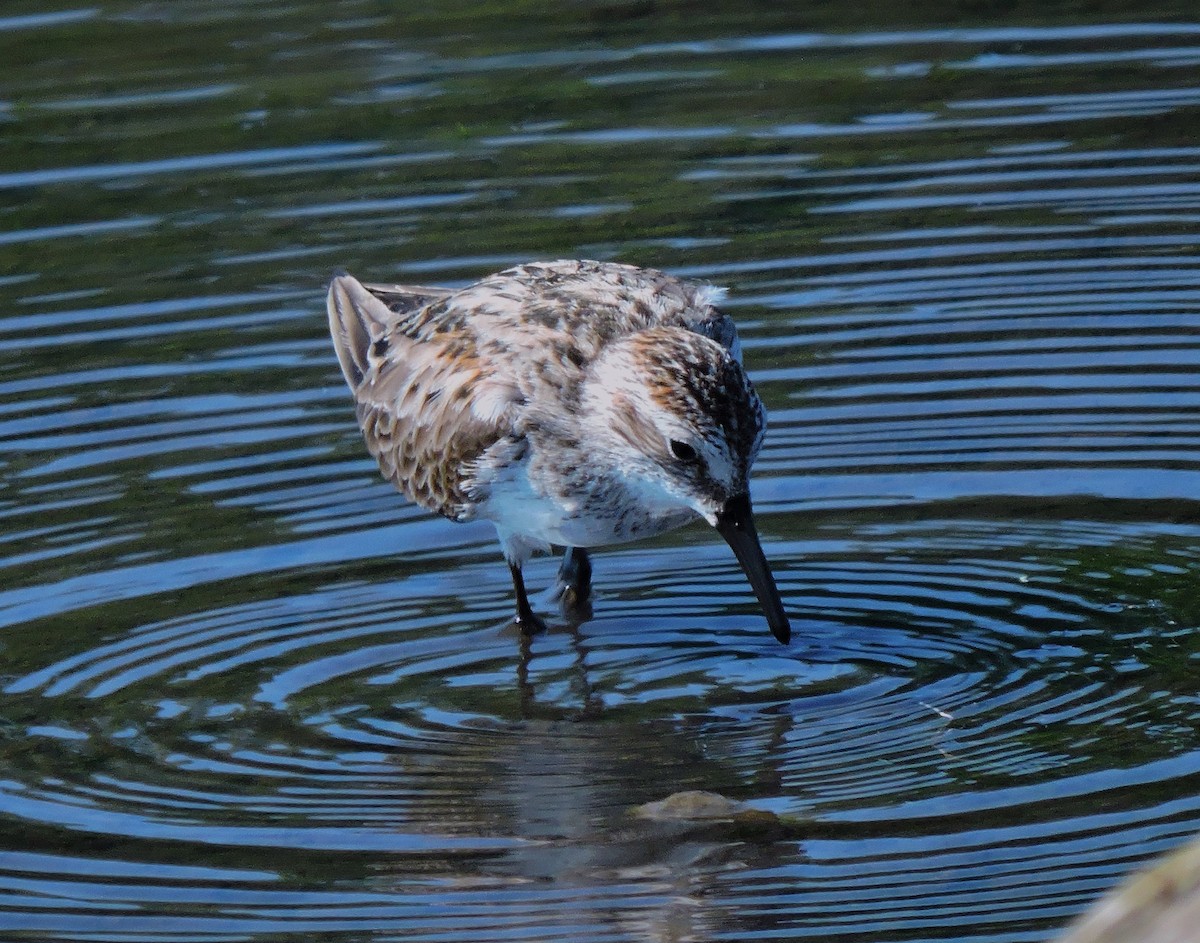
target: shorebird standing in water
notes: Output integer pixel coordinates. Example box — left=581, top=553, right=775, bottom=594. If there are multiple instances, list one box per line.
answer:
left=326, top=259, right=790, bottom=643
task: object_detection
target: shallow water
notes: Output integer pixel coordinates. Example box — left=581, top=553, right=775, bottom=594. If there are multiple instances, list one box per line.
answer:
left=2, top=3, right=1200, bottom=941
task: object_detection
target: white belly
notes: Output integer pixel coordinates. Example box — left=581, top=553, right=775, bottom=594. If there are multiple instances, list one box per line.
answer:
left=480, top=465, right=696, bottom=557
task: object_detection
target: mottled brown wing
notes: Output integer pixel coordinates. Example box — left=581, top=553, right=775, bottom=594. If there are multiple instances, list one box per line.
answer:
left=326, top=273, right=520, bottom=521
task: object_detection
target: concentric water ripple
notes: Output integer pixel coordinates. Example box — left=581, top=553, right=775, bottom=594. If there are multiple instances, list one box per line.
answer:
left=4, top=513, right=1197, bottom=939
left=2, top=5, right=1200, bottom=942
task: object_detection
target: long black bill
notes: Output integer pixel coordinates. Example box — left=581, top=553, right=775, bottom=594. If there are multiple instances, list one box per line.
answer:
left=714, top=493, right=791, bottom=644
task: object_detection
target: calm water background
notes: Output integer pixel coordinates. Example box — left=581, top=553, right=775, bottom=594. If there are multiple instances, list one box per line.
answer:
left=2, top=2, right=1200, bottom=941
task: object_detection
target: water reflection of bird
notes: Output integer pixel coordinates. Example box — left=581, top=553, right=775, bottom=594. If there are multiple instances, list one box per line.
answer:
left=326, top=259, right=789, bottom=643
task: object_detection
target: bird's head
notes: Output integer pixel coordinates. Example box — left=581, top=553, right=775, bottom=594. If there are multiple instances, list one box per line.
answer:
left=582, top=328, right=790, bottom=643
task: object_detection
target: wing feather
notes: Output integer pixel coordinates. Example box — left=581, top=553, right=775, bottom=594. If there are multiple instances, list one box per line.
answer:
left=360, top=282, right=455, bottom=316
left=326, top=272, right=519, bottom=521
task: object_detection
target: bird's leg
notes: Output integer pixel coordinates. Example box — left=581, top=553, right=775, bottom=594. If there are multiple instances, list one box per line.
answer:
left=554, top=547, right=593, bottom=616
left=509, top=562, right=548, bottom=634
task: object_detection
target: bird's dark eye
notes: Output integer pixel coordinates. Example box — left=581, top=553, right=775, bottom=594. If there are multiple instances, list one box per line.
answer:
left=669, top=440, right=697, bottom=462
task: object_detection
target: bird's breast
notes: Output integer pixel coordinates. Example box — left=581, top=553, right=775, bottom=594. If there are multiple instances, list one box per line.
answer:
left=480, top=459, right=696, bottom=549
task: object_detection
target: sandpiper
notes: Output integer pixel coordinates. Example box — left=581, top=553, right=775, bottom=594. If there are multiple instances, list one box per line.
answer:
left=326, top=259, right=790, bottom=643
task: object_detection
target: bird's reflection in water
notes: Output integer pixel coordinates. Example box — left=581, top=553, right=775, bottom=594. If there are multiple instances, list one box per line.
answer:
left=515, top=616, right=601, bottom=722
left=473, top=713, right=795, bottom=942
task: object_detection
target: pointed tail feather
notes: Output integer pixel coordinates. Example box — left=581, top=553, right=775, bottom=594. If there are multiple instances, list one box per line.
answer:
left=326, top=271, right=393, bottom=389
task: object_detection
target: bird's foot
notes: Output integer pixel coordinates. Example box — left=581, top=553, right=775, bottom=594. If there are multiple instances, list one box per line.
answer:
left=551, top=547, right=593, bottom=619
left=553, top=588, right=593, bottom=623
left=512, top=607, right=549, bottom=636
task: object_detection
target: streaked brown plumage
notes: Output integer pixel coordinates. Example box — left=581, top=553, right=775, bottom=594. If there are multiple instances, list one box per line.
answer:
left=327, top=259, right=790, bottom=643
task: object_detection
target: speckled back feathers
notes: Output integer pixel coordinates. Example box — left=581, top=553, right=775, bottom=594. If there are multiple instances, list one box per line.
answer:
left=327, top=259, right=760, bottom=529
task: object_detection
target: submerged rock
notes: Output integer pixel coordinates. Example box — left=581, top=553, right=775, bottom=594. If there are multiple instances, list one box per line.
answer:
left=632, top=790, right=753, bottom=821
left=630, top=790, right=788, bottom=841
